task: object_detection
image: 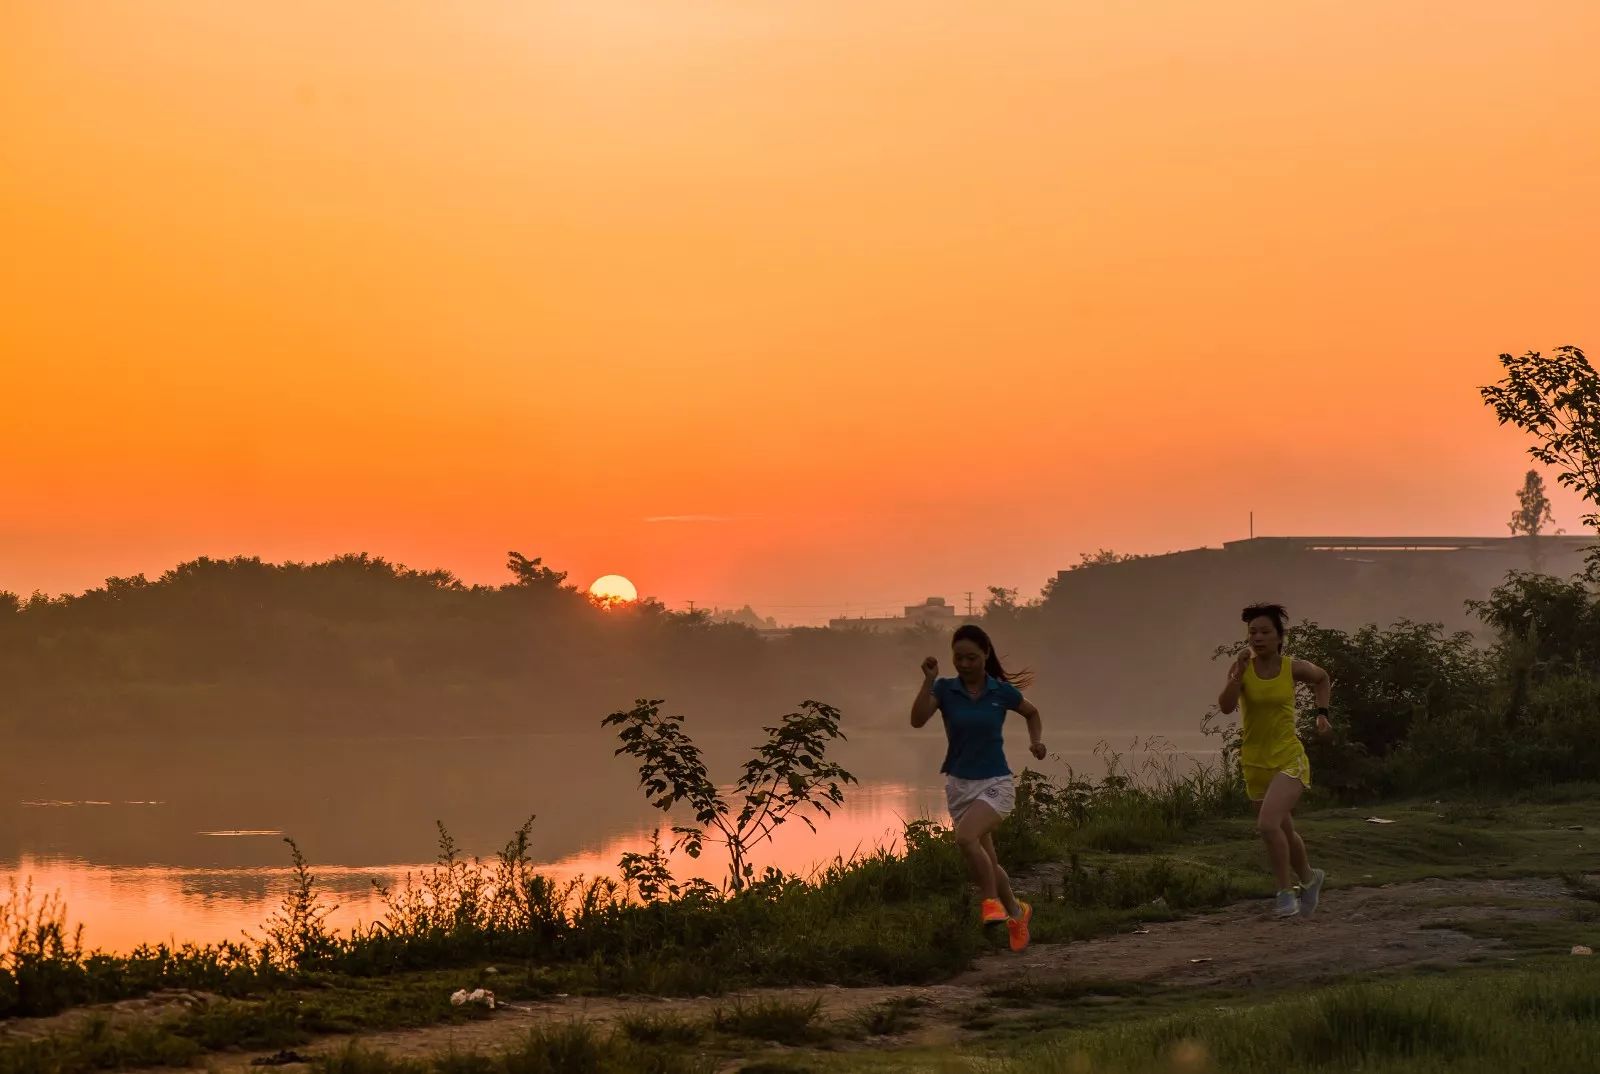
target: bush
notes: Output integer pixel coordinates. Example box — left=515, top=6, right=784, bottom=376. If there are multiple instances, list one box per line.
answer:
left=1204, top=581, right=1600, bottom=801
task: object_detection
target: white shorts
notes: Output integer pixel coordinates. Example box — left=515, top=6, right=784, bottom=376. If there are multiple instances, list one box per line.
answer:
left=945, top=775, right=1015, bottom=826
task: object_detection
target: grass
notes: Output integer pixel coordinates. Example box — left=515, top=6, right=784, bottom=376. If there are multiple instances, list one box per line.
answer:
left=35, top=948, right=1600, bottom=1074
left=312, top=1022, right=717, bottom=1074
left=710, top=997, right=829, bottom=1045
left=8, top=761, right=1600, bottom=1073
left=771, top=958, right=1600, bottom=1074
left=1094, top=790, right=1600, bottom=900
left=0, top=972, right=508, bottom=1074
left=996, top=959, right=1600, bottom=1074
left=1419, top=905, right=1600, bottom=957
left=616, top=1010, right=707, bottom=1046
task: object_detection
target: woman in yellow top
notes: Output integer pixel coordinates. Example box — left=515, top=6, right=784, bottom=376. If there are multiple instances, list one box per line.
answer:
left=1218, top=603, right=1333, bottom=919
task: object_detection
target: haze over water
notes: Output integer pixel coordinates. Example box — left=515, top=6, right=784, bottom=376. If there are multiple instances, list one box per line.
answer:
left=3, top=727, right=1213, bottom=953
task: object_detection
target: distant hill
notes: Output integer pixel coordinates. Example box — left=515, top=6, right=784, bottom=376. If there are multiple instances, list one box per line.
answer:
left=1015, top=536, right=1591, bottom=731
left=1, top=538, right=1583, bottom=743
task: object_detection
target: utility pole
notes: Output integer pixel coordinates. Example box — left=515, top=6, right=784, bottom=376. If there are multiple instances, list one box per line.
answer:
left=687, top=600, right=696, bottom=614
left=1249, top=511, right=1254, bottom=539
left=965, top=591, right=974, bottom=617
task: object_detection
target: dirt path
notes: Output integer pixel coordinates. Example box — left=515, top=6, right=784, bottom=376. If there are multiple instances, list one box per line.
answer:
left=85, top=876, right=1589, bottom=1071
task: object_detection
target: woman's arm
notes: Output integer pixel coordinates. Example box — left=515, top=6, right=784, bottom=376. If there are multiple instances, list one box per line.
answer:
left=910, top=656, right=940, bottom=728
left=1017, top=699, right=1046, bottom=760
left=1218, top=650, right=1249, bottom=714
left=1293, top=659, right=1333, bottom=735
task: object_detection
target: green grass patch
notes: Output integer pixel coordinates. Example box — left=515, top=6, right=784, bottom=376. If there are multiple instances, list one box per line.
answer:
left=710, top=997, right=829, bottom=1045
left=998, top=960, right=1600, bottom=1074
left=1421, top=912, right=1600, bottom=957
left=1122, top=792, right=1600, bottom=894
left=313, top=1022, right=716, bottom=1074
left=787, top=960, right=1600, bottom=1074
left=616, top=1009, right=707, bottom=1046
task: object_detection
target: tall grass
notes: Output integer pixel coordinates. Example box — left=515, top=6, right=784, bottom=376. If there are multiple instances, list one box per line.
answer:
left=0, top=879, right=271, bottom=1019
left=1003, top=730, right=1247, bottom=863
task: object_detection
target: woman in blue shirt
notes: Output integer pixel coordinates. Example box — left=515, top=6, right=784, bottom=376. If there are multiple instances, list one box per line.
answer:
left=910, top=623, right=1046, bottom=951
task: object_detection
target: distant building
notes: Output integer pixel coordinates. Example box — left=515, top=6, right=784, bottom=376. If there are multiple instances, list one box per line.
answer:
left=828, top=596, right=966, bottom=633
left=1049, top=534, right=1592, bottom=636
left=1056, top=534, right=1591, bottom=580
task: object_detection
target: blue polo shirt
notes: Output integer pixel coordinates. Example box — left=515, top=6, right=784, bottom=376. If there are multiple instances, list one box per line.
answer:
left=933, top=676, right=1025, bottom=779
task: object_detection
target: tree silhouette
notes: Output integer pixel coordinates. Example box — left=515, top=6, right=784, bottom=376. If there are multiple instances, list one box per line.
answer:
left=1507, top=470, right=1559, bottom=538
left=1481, top=346, right=1594, bottom=567
left=505, top=551, right=567, bottom=589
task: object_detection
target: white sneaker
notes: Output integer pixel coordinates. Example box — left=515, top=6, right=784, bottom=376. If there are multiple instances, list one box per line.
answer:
left=1274, top=888, right=1301, bottom=918
left=1300, top=869, right=1326, bottom=916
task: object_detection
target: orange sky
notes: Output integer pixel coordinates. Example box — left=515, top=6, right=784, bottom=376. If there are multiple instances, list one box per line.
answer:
left=4, top=2, right=1597, bottom=622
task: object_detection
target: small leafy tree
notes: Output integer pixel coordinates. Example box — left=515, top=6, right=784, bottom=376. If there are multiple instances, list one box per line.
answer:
left=618, top=830, right=680, bottom=903
left=1481, top=346, right=1596, bottom=566
left=982, top=584, right=1046, bottom=628
left=1508, top=469, right=1559, bottom=538
left=603, top=699, right=857, bottom=893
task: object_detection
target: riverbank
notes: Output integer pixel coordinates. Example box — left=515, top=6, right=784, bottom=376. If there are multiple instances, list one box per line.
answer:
left=5, top=784, right=1598, bottom=1074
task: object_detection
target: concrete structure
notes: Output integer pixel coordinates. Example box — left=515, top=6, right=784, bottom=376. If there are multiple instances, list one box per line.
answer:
left=1050, top=534, right=1592, bottom=635
left=828, top=596, right=964, bottom=633
left=1217, top=535, right=1592, bottom=558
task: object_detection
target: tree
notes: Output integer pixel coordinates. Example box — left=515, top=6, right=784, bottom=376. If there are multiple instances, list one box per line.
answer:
left=1069, top=548, right=1143, bottom=570
left=1507, top=470, right=1559, bottom=538
left=1481, top=347, right=1597, bottom=567
left=983, top=586, right=1019, bottom=616
left=1468, top=570, right=1600, bottom=673
left=603, top=698, right=857, bottom=893
left=504, top=551, right=567, bottom=589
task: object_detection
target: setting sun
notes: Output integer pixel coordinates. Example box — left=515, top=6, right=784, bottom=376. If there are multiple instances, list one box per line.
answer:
left=587, top=574, right=638, bottom=606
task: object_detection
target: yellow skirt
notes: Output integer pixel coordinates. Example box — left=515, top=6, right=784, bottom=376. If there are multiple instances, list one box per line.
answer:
left=1242, top=746, right=1312, bottom=802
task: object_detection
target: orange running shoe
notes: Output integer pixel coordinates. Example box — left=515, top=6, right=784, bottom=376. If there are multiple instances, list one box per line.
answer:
left=1007, top=901, right=1033, bottom=952
left=980, top=898, right=1008, bottom=926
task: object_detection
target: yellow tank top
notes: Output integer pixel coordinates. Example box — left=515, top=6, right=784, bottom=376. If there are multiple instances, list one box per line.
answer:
left=1239, top=653, right=1301, bottom=768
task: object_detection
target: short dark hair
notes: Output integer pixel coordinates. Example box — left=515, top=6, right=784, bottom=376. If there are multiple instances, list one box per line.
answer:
left=1241, top=603, right=1288, bottom=651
